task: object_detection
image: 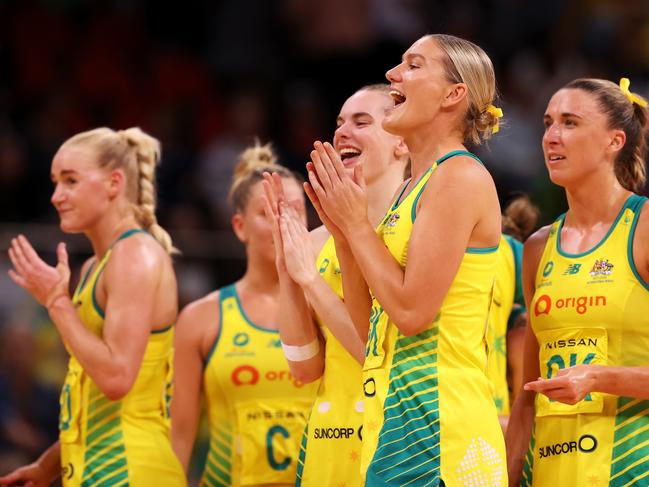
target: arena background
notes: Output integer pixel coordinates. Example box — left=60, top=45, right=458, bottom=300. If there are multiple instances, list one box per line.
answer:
left=0, top=0, right=647, bottom=483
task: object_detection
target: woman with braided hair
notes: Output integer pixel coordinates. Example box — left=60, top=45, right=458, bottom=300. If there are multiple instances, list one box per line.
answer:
left=1, top=127, right=186, bottom=486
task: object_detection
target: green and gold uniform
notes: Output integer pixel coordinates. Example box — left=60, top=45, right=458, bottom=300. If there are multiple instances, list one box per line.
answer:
left=59, top=229, right=185, bottom=486
left=201, top=284, right=318, bottom=486
left=361, top=151, right=506, bottom=486
left=296, top=236, right=363, bottom=487
left=524, top=194, right=649, bottom=487
left=486, top=234, right=524, bottom=416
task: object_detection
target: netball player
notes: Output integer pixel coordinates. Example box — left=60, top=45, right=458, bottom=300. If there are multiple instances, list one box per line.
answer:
left=263, top=84, right=408, bottom=486
left=1, top=128, right=185, bottom=486
left=307, top=34, right=507, bottom=485
left=507, top=78, right=649, bottom=486
left=171, top=142, right=318, bottom=487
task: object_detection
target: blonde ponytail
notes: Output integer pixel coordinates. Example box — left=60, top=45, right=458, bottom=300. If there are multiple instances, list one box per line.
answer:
left=429, top=34, right=500, bottom=145
left=61, top=127, right=178, bottom=254
left=229, top=140, right=301, bottom=212
left=120, top=128, right=178, bottom=254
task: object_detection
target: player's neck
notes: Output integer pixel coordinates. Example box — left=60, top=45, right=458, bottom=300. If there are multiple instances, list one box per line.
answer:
left=86, top=213, right=140, bottom=259
left=240, top=255, right=280, bottom=296
left=565, top=175, right=631, bottom=230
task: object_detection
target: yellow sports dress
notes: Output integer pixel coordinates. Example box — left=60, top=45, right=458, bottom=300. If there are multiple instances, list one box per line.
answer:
left=361, top=150, right=507, bottom=487
left=486, top=234, right=524, bottom=416
left=296, top=236, right=363, bottom=487
left=201, top=284, right=318, bottom=487
left=59, top=229, right=185, bottom=486
left=524, top=194, right=649, bottom=487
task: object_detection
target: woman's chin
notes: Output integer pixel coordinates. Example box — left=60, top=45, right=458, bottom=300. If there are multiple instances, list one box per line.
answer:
left=381, top=114, right=401, bottom=135
left=59, top=220, right=82, bottom=234
left=382, top=113, right=406, bottom=137
left=547, top=170, right=572, bottom=190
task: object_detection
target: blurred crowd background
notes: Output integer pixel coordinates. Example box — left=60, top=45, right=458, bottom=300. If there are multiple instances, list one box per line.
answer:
left=1, top=0, right=648, bottom=482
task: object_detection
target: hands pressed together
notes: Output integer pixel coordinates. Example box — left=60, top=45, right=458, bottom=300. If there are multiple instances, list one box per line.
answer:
left=262, top=141, right=370, bottom=284
left=262, top=171, right=317, bottom=286
left=305, top=141, right=368, bottom=237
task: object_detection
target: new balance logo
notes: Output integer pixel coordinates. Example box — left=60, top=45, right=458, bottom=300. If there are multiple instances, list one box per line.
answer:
left=563, top=264, right=582, bottom=276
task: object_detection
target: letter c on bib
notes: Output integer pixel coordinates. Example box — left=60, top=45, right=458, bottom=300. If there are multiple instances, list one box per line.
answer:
left=266, top=425, right=291, bottom=471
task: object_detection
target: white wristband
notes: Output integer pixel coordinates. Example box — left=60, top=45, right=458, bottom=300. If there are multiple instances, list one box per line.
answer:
left=281, top=338, right=320, bottom=362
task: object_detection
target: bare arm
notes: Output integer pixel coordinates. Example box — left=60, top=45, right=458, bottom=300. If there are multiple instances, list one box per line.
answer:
left=334, top=237, right=372, bottom=345
left=300, top=231, right=365, bottom=363
left=309, top=143, right=498, bottom=336
left=498, top=309, right=526, bottom=433
left=8, top=235, right=163, bottom=400
left=507, top=310, right=527, bottom=408
left=171, top=294, right=216, bottom=471
left=305, top=182, right=371, bottom=352
left=526, top=365, right=649, bottom=403
left=311, top=180, right=409, bottom=347
left=278, top=271, right=325, bottom=383
left=266, top=172, right=365, bottom=380
left=506, top=227, right=548, bottom=486
left=0, top=441, right=61, bottom=486
left=587, top=367, right=649, bottom=398
left=263, top=175, right=324, bottom=383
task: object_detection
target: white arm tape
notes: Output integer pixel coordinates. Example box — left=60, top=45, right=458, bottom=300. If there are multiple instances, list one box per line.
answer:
left=281, top=338, right=320, bottom=362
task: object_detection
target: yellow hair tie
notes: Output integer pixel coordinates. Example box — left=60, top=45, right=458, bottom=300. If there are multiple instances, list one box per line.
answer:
left=619, top=78, right=648, bottom=108
left=486, top=105, right=504, bottom=134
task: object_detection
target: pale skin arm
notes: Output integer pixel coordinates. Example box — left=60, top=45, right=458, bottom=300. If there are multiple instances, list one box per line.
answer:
left=279, top=203, right=365, bottom=363
left=333, top=238, right=372, bottom=347
left=277, top=270, right=325, bottom=383
left=507, top=310, right=527, bottom=404
left=8, top=235, right=162, bottom=400
left=263, top=174, right=325, bottom=383
left=308, top=141, right=496, bottom=336
left=171, top=294, right=216, bottom=472
left=505, top=227, right=547, bottom=486
left=525, top=365, right=649, bottom=402
left=499, top=309, right=527, bottom=432
left=264, top=172, right=365, bottom=378
left=525, top=205, right=649, bottom=402
left=0, top=441, right=61, bottom=486
left=304, top=178, right=373, bottom=343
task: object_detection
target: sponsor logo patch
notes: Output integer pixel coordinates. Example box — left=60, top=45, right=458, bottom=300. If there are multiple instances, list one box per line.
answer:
left=589, top=259, right=614, bottom=277
left=230, top=364, right=304, bottom=388
left=542, top=261, right=554, bottom=278
left=539, top=434, right=597, bottom=459
left=384, top=213, right=400, bottom=228
left=534, top=294, right=606, bottom=316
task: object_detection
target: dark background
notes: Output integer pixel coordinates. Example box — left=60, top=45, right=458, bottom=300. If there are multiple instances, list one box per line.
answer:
left=0, top=0, right=647, bottom=481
